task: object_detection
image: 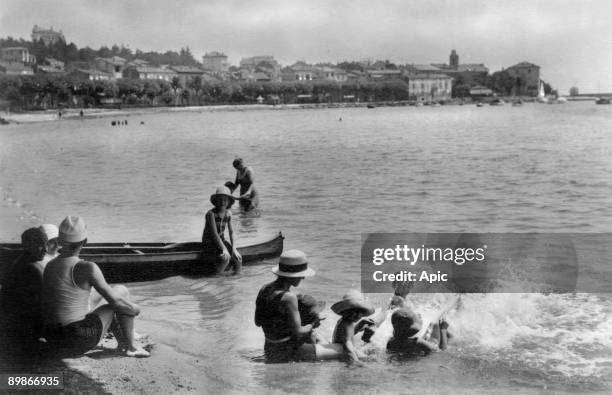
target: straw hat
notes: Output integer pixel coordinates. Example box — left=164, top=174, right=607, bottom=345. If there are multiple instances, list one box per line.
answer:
left=272, top=249, right=315, bottom=277
left=40, top=223, right=59, bottom=240
left=331, top=289, right=375, bottom=316
left=58, top=216, right=87, bottom=243
left=210, top=186, right=235, bottom=206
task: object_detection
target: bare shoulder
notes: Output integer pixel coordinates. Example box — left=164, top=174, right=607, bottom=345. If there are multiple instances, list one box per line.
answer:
left=281, top=291, right=298, bottom=306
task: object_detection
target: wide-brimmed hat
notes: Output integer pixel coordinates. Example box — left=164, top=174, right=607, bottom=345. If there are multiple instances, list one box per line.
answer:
left=59, top=215, right=87, bottom=243
left=40, top=223, right=59, bottom=240
left=331, top=289, right=375, bottom=316
left=272, top=249, right=315, bottom=277
left=210, top=186, right=235, bottom=206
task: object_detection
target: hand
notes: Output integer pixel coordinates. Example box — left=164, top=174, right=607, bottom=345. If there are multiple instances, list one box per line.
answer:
left=221, top=248, right=231, bottom=262
left=232, top=248, right=242, bottom=263
left=311, top=315, right=321, bottom=329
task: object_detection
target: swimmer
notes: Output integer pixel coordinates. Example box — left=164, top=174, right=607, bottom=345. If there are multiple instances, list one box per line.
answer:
left=386, top=307, right=450, bottom=355
left=331, top=290, right=376, bottom=362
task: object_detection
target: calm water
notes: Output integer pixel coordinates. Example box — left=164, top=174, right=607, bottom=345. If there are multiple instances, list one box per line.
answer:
left=1, top=102, right=611, bottom=394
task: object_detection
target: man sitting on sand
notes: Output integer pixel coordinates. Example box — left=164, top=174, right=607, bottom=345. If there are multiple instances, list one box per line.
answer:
left=0, top=227, right=49, bottom=352
left=42, top=216, right=149, bottom=357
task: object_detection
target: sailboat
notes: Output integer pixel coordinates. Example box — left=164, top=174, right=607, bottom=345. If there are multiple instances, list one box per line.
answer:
left=537, top=80, right=548, bottom=103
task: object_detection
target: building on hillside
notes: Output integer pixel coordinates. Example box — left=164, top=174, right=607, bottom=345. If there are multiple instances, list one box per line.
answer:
left=95, top=56, right=126, bottom=79
left=43, top=57, right=64, bottom=70
left=239, top=55, right=280, bottom=69
left=282, top=62, right=317, bottom=81
left=405, top=73, right=453, bottom=102
left=169, top=66, right=205, bottom=86
left=202, top=51, right=229, bottom=72
left=315, top=66, right=348, bottom=82
left=432, top=50, right=489, bottom=87
left=449, top=49, right=459, bottom=69
left=31, top=25, right=65, bottom=45
left=69, top=68, right=112, bottom=81
left=504, top=61, right=540, bottom=97
left=0, top=61, right=34, bottom=75
left=122, top=65, right=177, bottom=81
left=237, top=69, right=273, bottom=82
left=404, top=64, right=444, bottom=74
left=38, top=57, right=65, bottom=74
left=127, top=59, right=149, bottom=67
left=67, top=61, right=92, bottom=72
left=239, top=55, right=282, bottom=82
left=0, top=47, right=36, bottom=65
left=367, top=69, right=403, bottom=81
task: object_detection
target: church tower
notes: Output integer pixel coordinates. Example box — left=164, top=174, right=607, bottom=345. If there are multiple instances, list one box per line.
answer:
left=449, top=49, right=459, bottom=69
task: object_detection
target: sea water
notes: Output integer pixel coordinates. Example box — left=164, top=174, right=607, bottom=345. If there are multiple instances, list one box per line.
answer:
left=1, top=102, right=611, bottom=393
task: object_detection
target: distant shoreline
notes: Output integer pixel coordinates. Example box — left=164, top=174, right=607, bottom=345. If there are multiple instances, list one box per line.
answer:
left=0, top=96, right=592, bottom=125
left=0, top=101, right=422, bottom=124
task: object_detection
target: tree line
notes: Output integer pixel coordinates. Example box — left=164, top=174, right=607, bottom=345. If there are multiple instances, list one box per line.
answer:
left=0, top=74, right=418, bottom=110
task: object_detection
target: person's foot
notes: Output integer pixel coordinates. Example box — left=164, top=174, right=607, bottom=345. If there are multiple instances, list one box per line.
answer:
left=125, top=346, right=150, bottom=358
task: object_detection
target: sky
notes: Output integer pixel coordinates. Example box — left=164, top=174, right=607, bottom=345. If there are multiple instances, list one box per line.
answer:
left=1, top=0, right=611, bottom=94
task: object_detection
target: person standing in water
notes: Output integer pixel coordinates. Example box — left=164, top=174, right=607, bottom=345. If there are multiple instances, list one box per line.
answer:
left=226, top=158, right=259, bottom=211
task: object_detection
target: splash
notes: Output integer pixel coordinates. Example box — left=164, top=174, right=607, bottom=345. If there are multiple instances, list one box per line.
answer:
left=360, top=293, right=612, bottom=380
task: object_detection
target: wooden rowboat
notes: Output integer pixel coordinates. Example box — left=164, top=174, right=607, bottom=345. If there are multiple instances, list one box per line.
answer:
left=0, top=232, right=283, bottom=283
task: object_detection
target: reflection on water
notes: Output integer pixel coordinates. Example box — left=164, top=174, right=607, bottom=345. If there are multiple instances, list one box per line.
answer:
left=1, top=103, right=612, bottom=393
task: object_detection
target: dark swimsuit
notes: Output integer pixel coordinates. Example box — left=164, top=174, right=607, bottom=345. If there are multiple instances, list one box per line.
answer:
left=202, top=209, right=230, bottom=252
left=255, top=286, right=298, bottom=362
left=235, top=167, right=259, bottom=210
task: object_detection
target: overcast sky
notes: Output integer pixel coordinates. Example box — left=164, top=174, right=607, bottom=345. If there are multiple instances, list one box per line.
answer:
left=1, top=0, right=611, bottom=94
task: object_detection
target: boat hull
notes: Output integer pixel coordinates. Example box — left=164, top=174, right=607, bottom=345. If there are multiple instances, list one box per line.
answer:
left=0, top=232, right=284, bottom=283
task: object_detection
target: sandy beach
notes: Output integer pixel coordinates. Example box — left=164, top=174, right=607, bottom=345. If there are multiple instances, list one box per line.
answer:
left=0, top=102, right=381, bottom=125
left=0, top=332, right=228, bottom=394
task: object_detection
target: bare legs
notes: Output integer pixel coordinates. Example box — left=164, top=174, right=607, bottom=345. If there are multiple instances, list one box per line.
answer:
left=91, top=285, right=149, bottom=357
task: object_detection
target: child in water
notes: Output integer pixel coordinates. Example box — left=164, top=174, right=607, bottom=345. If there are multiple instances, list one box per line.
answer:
left=297, top=294, right=327, bottom=345
left=386, top=307, right=450, bottom=355
left=331, top=290, right=376, bottom=362
left=202, top=186, right=242, bottom=274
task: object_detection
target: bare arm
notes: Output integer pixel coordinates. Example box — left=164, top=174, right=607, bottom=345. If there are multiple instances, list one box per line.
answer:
left=74, top=261, right=140, bottom=316
left=227, top=212, right=234, bottom=247
left=281, top=292, right=312, bottom=339
left=438, top=320, right=449, bottom=350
